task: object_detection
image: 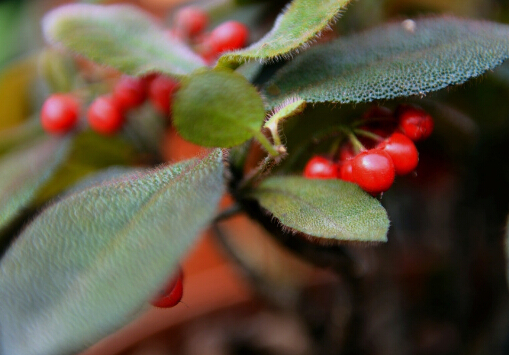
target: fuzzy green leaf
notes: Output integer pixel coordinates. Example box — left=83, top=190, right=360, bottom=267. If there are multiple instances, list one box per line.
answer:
left=219, top=0, right=352, bottom=67
left=264, top=17, right=509, bottom=107
left=42, top=4, right=205, bottom=77
left=247, top=176, right=389, bottom=242
left=173, top=69, right=265, bottom=147
left=0, top=150, right=224, bottom=355
left=0, top=137, right=69, bottom=234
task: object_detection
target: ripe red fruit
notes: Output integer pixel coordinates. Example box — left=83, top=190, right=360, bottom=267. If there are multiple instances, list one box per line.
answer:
left=174, top=6, right=208, bottom=38
left=208, top=21, right=249, bottom=54
left=112, top=75, right=147, bottom=111
left=397, top=106, right=434, bottom=141
left=338, top=159, right=355, bottom=182
left=352, top=149, right=395, bottom=194
left=41, top=94, right=80, bottom=135
left=303, top=156, right=338, bottom=179
left=151, top=268, right=184, bottom=308
left=148, top=75, right=180, bottom=116
left=87, top=95, right=124, bottom=135
left=377, top=132, right=419, bottom=175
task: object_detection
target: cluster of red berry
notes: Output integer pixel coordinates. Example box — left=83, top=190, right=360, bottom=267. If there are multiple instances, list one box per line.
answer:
left=170, top=6, right=250, bottom=64
left=40, top=5, right=250, bottom=136
left=150, top=267, right=184, bottom=308
left=303, top=105, right=434, bottom=195
left=40, top=74, right=179, bottom=135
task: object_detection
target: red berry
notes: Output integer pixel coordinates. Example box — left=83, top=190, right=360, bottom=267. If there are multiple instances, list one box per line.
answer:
left=303, top=156, right=337, bottom=179
left=112, top=75, right=147, bottom=111
left=208, top=21, right=249, bottom=54
left=41, top=94, right=80, bottom=135
left=338, top=142, right=356, bottom=161
left=377, top=132, right=419, bottom=175
left=150, top=268, right=184, bottom=308
left=148, top=75, right=180, bottom=116
left=87, top=95, right=124, bottom=135
left=174, top=6, right=208, bottom=38
left=397, top=106, right=434, bottom=141
left=338, top=159, right=355, bottom=182
left=352, top=149, right=395, bottom=194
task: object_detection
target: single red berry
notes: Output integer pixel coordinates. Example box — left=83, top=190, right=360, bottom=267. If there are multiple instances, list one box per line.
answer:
left=208, top=21, right=249, bottom=54
left=338, top=142, right=356, bottom=161
left=150, top=268, right=184, bottom=308
left=303, top=156, right=338, bottom=179
left=338, top=159, right=355, bottom=182
left=112, top=75, right=147, bottom=111
left=87, top=95, right=124, bottom=135
left=352, top=149, right=395, bottom=194
left=377, top=132, right=419, bottom=175
left=41, top=94, right=80, bottom=135
left=174, top=6, right=208, bottom=38
left=148, top=75, right=180, bottom=116
left=397, top=106, right=434, bottom=141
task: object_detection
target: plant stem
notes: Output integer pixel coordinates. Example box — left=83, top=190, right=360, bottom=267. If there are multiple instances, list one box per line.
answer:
left=252, top=130, right=279, bottom=157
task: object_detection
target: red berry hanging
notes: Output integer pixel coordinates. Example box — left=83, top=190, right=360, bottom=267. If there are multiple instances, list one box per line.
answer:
left=87, top=95, right=124, bottom=135
left=303, top=156, right=338, bottom=179
left=174, top=6, right=208, bottom=38
left=208, top=21, right=249, bottom=54
left=338, top=159, right=355, bottom=183
left=112, top=75, right=147, bottom=112
left=397, top=106, right=434, bottom=141
left=150, top=268, right=184, bottom=308
left=41, top=94, right=80, bottom=135
left=148, top=75, right=180, bottom=116
left=351, top=149, right=395, bottom=194
left=377, top=132, right=419, bottom=175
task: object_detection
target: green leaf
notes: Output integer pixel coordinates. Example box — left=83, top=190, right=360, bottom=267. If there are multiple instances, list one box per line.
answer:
left=247, top=176, right=389, bottom=243
left=34, top=131, right=136, bottom=205
left=0, top=137, right=70, bottom=234
left=0, top=150, right=224, bottom=355
left=173, top=68, right=265, bottom=147
left=42, top=4, right=205, bottom=77
left=263, top=17, right=509, bottom=107
left=219, top=0, right=352, bottom=67
left=0, top=117, right=43, bottom=156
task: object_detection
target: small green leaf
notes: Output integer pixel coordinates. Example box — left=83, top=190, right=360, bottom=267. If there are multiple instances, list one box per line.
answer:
left=42, top=4, right=205, bottom=77
left=0, top=150, right=224, bottom=355
left=247, top=176, right=389, bottom=243
left=219, top=0, right=352, bottom=67
left=0, top=137, right=70, bottom=234
left=173, top=69, right=265, bottom=147
left=264, top=17, right=509, bottom=107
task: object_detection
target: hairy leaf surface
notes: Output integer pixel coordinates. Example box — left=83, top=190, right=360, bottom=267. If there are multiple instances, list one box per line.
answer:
left=173, top=69, right=265, bottom=147
left=248, top=176, right=389, bottom=242
left=43, top=4, right=205, bottom=77
left=0, top=150, right=224, bottom=355
left=0, top=137, right=69, bottom=234
left=219, top=0, right=352, bottom=66
left=264, top=17, right=509, bottom=107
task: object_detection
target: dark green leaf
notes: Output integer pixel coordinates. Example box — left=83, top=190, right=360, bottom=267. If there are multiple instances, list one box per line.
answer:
left=219, top=0, right=352, bottom=67
left=247, top=176, right=389, bottom=242
left=173, top=68, right=265, bottom=147
left=42, top=4, right=205, bottom=77
left=0, top=137, right=70, bottom=234
left=0, top=150, right=224, bottom=355
left=263, top=17, right=509, bottom=107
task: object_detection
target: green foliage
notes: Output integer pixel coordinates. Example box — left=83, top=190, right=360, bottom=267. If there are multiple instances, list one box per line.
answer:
left=263, top=17, right=509, bottom=107
left=34, top=131, right=137, bottom=205
left=0, top=137, right=70, bottom=235
left=0, top=150, right=224, bottom=355
left=247, top=176, right=389, bottom=243
left=0, top=117, right=43, bottom=156
left=42, top=4, right=205, bottom=77
left=219, top=0, right=352, bottom=67
left=173, top=69, right=265, bottom=147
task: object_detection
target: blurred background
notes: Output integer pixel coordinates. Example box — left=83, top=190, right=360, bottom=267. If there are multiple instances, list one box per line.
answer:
left=1, top=0, right=509, bottom=354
